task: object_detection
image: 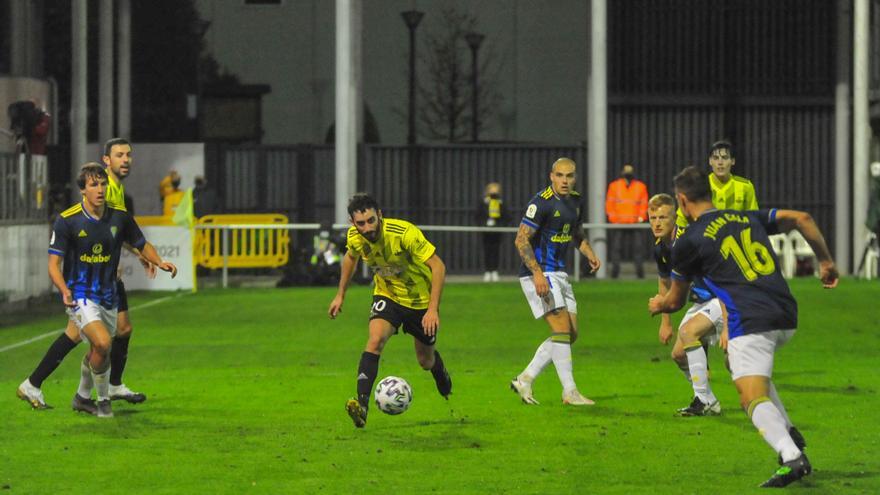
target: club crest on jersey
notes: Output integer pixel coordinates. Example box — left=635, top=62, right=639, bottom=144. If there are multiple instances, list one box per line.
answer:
left=111, top=226, right=118, bottom=237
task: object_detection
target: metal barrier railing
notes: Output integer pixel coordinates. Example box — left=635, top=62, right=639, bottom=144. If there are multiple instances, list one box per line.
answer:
left=195, top=214, right=290, bottom=272
left=194, top=222, right=651, bottom=288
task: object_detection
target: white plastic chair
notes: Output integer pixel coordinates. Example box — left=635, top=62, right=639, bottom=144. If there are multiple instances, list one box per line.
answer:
left=768, top=234, right=792, bottom=278
left=787, top=230, right=817, bottom=277
left=862, top=232, right=879, bottom=280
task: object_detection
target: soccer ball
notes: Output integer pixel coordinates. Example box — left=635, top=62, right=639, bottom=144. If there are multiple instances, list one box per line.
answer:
left=374, top=376, right=413, bottom=415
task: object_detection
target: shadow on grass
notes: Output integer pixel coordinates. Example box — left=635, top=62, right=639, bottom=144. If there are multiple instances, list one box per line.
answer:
left=779, top=384, right=874, bottom=395
left=816, top=469, right=878, bottom=481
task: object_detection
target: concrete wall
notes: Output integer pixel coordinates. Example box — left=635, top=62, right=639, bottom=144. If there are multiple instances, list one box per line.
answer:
left=194, top=0, right=589, bottom=145
left=0, top=223, right=51, bottom=303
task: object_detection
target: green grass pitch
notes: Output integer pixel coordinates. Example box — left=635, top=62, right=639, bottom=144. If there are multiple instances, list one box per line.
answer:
left=1, top=279, right=878, bottom=494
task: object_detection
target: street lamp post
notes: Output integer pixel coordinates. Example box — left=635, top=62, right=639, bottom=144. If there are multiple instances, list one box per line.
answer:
left=401, top=10, right=424, bottom=145
left=465, top=32, right=485, bottom=142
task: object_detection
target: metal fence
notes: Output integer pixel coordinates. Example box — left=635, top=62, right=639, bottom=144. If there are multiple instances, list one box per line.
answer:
left=1, top=152, right=48, bottom=224
left=607, top=101, right=836, bottom=253
left=211, top=121, right=836, bottom=274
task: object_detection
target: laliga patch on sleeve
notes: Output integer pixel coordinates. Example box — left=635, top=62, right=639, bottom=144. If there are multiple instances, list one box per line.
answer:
left=50, top=231, right=56, bottom=245
left=526, top=204, right=537, bottom=219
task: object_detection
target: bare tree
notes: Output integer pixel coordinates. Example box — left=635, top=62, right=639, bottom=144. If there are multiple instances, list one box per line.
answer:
left=412, top=8, right=502, bottom=143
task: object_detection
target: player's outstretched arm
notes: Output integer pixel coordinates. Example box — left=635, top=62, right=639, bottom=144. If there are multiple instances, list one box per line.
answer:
left=775, top=210, right=838, bottom=288
left=139, top=242, right=178, bottom=278
left=649, top=278, right=689, bottom=316
left=515, top=223, right=549, bottom=295
left=421, top=254, right=446, bottom=336
left=48, top=254, right=75, bottom=307
left=329, top=252, right=359, bottom=319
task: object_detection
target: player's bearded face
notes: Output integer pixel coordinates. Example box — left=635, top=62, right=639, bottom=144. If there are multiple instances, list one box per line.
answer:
left=352, top=209, right=382, bottom=242
left=82, top=176, right=108, bottom=208
left=709, top=150, right=733, bottom=179
left=105, top=144, right=132, bottom=178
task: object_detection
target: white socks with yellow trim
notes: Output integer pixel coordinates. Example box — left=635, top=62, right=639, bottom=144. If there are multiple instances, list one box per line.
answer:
left=550, top=333, right=577, bottom=393
left=77, top=355, right=93, bottom=398
left=90, top=363, right=111, bottom=402
left=768, top=381, right=793, bottom=428
left=750, top=397, right=801, bottom=463
left=522, top=338, right=553, bottom=381
left=685, top=344, right=717, bottom=405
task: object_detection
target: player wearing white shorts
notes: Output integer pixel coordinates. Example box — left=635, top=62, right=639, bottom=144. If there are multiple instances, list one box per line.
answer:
left=648, top=193, right=724, bottom=416
left=510, top=158, right=601, bottom=406
left=649, top=166, right=838, bottom=488
left=18, top=138, right=154, bottom=411
left=46, top=164, right=177, bottom=418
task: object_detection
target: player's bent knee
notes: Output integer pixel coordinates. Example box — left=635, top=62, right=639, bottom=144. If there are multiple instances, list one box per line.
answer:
left=671, top=350, right=687, bottom=364
left=365, top=341, right=385, bottom=354
left=416, top=354, right=435, bottom=370
left=91, top=339, right=112, bottom=357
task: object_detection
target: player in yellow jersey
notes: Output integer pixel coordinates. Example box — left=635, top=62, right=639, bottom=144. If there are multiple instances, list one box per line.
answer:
left=328, top=193, right=452, bottom=428
left=17, top=139, right=153, bottom=413
left=675, top=140, right=759, bottom=234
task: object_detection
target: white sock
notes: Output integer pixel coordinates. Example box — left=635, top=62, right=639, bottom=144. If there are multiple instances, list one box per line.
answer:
left=751, top=400, right=801, bottom=462
left=685, top=345, right=716, bottom=404
left=91, top=365, right=111, bottom=401
left=522, top=338, right=553, bottom=380
left=77, top=356, right=93, bottom=399
left=768, top=381, right=792, bottom=428
left=550, top=337, right=577, bottom=393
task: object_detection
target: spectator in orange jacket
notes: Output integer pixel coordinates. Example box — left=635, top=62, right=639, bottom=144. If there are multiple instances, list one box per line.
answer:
left=605, top=163, right=648, bottom=278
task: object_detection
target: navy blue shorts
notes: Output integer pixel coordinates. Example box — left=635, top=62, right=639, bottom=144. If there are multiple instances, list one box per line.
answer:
left=369, top=295, right=435, bottom=346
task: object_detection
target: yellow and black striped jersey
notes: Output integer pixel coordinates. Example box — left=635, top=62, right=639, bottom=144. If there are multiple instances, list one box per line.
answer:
left=346, top=218, right=437, bottom=309
left=105, top=170, right=126, bottom=211
left=676, top=173, right=758, bottom=235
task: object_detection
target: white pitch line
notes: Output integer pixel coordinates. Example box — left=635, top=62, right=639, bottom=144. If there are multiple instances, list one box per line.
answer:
left=0, top=293, right=185, bottom=354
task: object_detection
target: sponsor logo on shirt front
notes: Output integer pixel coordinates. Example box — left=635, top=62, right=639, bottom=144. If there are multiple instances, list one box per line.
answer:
left=80, top=243, right=111, bottom=263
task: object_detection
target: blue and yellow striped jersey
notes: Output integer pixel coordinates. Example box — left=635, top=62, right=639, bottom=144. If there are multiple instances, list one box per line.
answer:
left=346, top=218, right=437, bottom=309
left=519, top=186, right=583, bottom=277
left=48, top=202, right=145, bottom=308
left=671, top=209, right=796, bottom=337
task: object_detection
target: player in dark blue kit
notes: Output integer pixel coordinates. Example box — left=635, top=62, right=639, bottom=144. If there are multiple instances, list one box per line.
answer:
left=510, top=157, right=601, bottom=406
left=649, top=193, right=725, bottom=416
left=649, top=166, right=838, bottom=488
left=48, top=164, right=177, bottom=417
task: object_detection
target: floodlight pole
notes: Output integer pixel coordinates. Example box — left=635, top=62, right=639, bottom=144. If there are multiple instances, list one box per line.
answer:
left=401, top=10, right=424, bottom=145
left=465, top=32, right=485, bottom=143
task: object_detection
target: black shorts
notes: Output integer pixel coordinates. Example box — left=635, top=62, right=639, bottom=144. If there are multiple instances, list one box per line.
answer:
left=369, top=296, right=436, bottom=346
left=117, top=280, right=129, bottom=312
